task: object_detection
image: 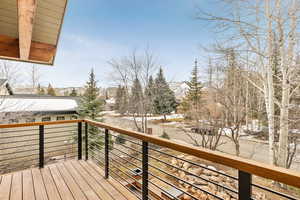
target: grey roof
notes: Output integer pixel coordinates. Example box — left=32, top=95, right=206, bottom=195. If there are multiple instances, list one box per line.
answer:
left=0, top=79, right=7, bottom=86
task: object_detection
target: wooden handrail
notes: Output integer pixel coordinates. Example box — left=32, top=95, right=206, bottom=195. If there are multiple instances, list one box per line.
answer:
left=0, top=119, right=299, bottom=188
left=84, top=119, right=300, bottom=188
left=0, top=119, right=84, bottom=128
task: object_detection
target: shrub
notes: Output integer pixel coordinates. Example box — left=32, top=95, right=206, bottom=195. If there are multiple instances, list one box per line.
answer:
left=160, top=131, right=170, bottom=140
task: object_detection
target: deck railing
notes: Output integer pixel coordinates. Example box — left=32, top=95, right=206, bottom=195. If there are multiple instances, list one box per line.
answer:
left=0, top=119, right=300, bottom=200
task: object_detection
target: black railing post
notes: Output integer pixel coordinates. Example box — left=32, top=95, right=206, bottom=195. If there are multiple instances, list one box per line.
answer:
left=85, top=122, right=88, bottom=160
left=39, top=125, right=44, bottom=168
left=78, top=122, right=82, bottom=160
left=142, top=141, right=149, bottom=200
left=105, top=129, right=109, bottom=179
left=238, top=170, right=252, bottom=200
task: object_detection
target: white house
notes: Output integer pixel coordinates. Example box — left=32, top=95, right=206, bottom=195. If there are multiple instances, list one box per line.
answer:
left=0, top=80, right=79, bottom=124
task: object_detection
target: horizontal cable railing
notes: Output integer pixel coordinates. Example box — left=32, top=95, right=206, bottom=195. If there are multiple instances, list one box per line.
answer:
left=1, top=119, right=300, bottom=200
left=85, top=119, right=300, bottom=200
left=0, top=119, right=83, bottom=174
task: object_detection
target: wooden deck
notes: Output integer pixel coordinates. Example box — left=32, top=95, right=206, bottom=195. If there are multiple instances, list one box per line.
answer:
left=0, top=160, right=139, bottom=200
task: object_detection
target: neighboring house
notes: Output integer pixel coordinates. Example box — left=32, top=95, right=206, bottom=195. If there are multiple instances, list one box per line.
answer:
left=0, top=81, right=79, bottom=123
left=0, top=79, right=13, bottom=95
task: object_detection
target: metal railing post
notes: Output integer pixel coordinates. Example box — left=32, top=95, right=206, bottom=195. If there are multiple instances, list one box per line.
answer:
left=85, top=122, right=88, bottom=160
left=39, top=125, right=44, bottom=168
left=105, top=129, right=109, bottom=179
left=142, top=141, right=149, bottom=200
left=78, top=122, right=82, bottom=160
left=238, top=170, right=252, bottom=200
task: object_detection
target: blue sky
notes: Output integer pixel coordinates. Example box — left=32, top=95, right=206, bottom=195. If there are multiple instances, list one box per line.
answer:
left=29, top=0, right=217, bottom=87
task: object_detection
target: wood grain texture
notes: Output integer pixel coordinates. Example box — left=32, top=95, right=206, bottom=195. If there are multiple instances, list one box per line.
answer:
left=32, top=168, right=49, bottom=200
left=23, top=170, right=35, bottom=200
left=62, top=162, right=101, bottom=200
left=0, top=118, right=83, bottom=128
left=10, top=172, right=22, bottom=200
left=17, top=0, right=37, bottom=60
left=0, top=160, right=134, bottom=200
left=86, top=161, right=139, bottom=200
left=72, top=161, right=115, bottom=200
left=0, top=174, right=12, bottom=200
left=48, top=165, right=74, bottom=200
left=0, top=34, right=56, bottom=64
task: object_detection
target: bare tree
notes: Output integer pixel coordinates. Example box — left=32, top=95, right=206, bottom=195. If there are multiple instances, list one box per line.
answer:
left=28, top=65, right=40, bottom=94
left=108, top=48, right=158, bottom=133
left=197, top=0, right=300, bottom=168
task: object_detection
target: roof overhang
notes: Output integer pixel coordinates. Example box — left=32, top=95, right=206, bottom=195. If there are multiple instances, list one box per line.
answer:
left=0, top=0, right=68, bottom=65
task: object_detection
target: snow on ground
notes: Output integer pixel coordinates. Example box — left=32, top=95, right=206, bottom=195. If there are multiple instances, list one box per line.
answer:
left=122, top=114, right=184, bottom=122
left=100, top=110, right=120, bottom=116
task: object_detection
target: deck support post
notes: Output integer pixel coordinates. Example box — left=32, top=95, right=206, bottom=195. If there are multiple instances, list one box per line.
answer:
left=105, top=129, right=109, bottom=179
left=78, top=122, right=82, bottom=160
left=85, top=122, right=88, bottom=160
left=238, top=170, right=252, bottom=200
left=142, top=141, right=149, bottom=200
left=39, top=125, right=44, bottom=168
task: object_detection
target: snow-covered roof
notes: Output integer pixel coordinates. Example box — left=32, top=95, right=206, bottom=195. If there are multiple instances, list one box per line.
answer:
left=0, top=95, right=78, bottom=113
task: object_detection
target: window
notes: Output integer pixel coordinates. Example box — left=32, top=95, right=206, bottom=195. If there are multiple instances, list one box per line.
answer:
left=26, top=118, right=35, bottom=123
left=41, top=117, right=51, bottom=122
left=71, top=115, right=78, bottom=120
left=56, top=116, right=65, bottom=121
left=8, top=119, right=19, bottom=124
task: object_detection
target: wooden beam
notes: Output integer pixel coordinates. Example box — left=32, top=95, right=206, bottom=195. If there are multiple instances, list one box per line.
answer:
left=17, top=0, right=37, bottom=60
left=0, top=34, right=56, bottom=64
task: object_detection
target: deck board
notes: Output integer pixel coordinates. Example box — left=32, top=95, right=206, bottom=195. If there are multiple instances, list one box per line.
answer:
left=63, top=162, right=101, bottom=200
left=71, top=160, right=115, bottom=200
left=41, top=167, right=62, bottom=200
left=0, top=160, right=139, bottom=200
left=10, top=172, right=22, bottom=200
left=32, top=168, right=49, bottom=200
left=0, top=174, right=12, bottom=200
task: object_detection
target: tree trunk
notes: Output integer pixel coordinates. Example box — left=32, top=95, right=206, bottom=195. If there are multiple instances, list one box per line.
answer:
left=265, top=0, right=276, bottom=166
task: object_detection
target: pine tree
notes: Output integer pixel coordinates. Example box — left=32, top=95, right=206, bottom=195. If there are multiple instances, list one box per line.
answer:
left=47, top=84, right=56, bottom=96
left=129, top=77, right=143, bottom=114
left=184, top=59, right=203, bottom=111
left=78, top=69, right=107, bottom=150
left=144, top=75, right=155, bottom=114
left=119, top=86, right=128, bottom=114
left=153, top=67, right=177, bottom=120
left=37, top=84, right=45, bottom=95
left=115, top=85, right=122, bottom=111
left=70, top=88, right=77, bottom=96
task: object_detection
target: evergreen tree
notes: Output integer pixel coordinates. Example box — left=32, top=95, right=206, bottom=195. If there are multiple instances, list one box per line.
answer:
left=153, top=68, right=177, bottom=120
left=184, top=59, right=203, bottom=111
left=70, top=88, right=77, bottom=96
left=47, top=84, right=56, bottom=96
left=78, top=69, right=108, bottom=150
left=144, top=75, right=155, bottom=113
left=119, top=86, right=128, bottom=114
left=115, top=85, right=122, bottom=111
left=129, top=77, right=143, bottom=114
left=37, top=84, right=45, bottom=95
